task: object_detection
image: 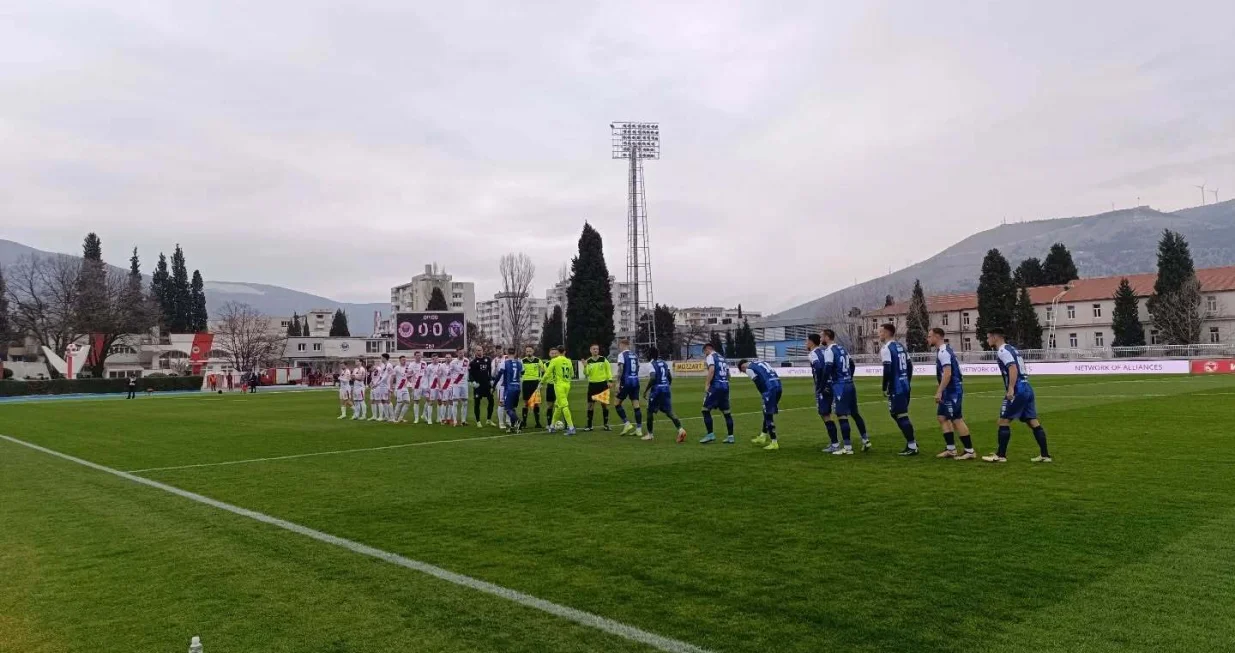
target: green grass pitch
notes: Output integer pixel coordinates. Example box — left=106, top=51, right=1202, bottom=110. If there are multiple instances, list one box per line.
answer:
left=4, top=374, right=1235, bottom=652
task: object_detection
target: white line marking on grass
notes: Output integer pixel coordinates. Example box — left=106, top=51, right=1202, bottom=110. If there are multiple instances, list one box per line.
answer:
left=125, top=377, right=1192, bottom=473
left=0, top=434, right=713, bottom=653
left=125, top=432, right=526, bottom=473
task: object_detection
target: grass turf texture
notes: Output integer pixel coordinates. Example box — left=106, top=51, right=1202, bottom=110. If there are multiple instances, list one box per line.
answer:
left=4, top=374, right=1235, bottom=652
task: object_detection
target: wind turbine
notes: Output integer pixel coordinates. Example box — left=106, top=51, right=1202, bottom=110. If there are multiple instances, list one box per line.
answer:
left=1211, top=187, right=1220, bottom=203
left=1194, top=182, right=1207, bottom=205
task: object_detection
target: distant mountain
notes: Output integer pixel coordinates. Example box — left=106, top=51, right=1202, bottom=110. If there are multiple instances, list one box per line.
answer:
left=769, top=199, right=1235, bottom=322
left=0, top=239, right=386, bottom=321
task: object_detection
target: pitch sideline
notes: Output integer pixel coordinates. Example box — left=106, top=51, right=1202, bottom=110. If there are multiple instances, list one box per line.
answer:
left=0, top=434, right=713, bottom=653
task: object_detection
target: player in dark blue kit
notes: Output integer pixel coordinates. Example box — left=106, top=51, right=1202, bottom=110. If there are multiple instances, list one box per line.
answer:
left=983, top=328, right=1052, bottom=463
left=699, top=342, right=735, bottom=444
left=613, top=338, right=644, bottom=438
left=807, top=333, right=842, bottom=453
left=493, top=350, right=524, bottom=433
left=879, top=323, right=918, bottom=456
left=928, top=328, right=975, bottom=459
left=739, top=359, right=782, bottom=451
left=643, top=347, right=687, bottom=442
left=822, top=329, right=870, bottom=454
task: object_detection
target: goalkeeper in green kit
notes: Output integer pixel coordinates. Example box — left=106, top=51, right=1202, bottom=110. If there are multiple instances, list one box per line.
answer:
left=539, top=345, right=576, bottom=435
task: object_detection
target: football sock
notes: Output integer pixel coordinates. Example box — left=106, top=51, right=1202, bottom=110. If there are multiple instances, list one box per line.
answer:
left=602, top=406, right=609, bottom=425
left=340, top=406, right=347, bottom=417
left=646, top=412, right=655, bottom=434
left=723, top=412, right=734, bottom=435
left=588, top=406, right=595, bottom=428
left=997, top=425, right=1012, bottom=457
left=702, top=410, right=714, bottom=434
left=853, top=412, right=869, bottom=439
left=634, top=408, right=643, bottom=426
left=959, top=434, right=974, bottom=451
left=668, top=412, right=682, bottom=430
left=943, top=430, right=956, bottom=449
left=896, top=416, right=916, bottom=443
left=839, top=418, right=852, bottom=445
left=825, top=420, right=839, bottom=445
left=1032, top=426, right=1050, bottom=457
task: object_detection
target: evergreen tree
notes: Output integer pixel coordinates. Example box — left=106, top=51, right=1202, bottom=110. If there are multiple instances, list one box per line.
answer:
left=167, top=244, right=191, bottom=332
left=1110, top=278, right=1145, bottom=348
left=975, top=248, right=1016, bottom=350
left=539, top=305, right=565, bottom=356
left=302, top=320, right=310, bottom=337
left=1041, top=243, right=1078, bottom=285
left=905, top=279, right=930, bottom=352
left=1014, top=257, right=1045, bottom=287
left=1147, top=230, right=1203, bottom=345
left=427, top=286, right=449, bottom=311
left=654, top=305, right=677, bottom=359
left=708, top=330, right=724, bottom=353
left=151, top=252, right=170, bottom=330
left=884, top=294, right=895, bottom=307
left=189, top=270, right=208, bottom=331
left=565, top=223, right=616, bottom=359
left=74, top=233, right=108, bottom=336
left=120, top=247, right=148, bottom=333
left=0, top=266, right=9, bottom=361
left=288, top=313, right=301, bottom=337
left=724, top=329, right=736, bottom=357
left=329, top=309, right=350, bottom=337
left=1011, top=285, right=1043, bottom=349
left=736, top=318, right=758, bottom=358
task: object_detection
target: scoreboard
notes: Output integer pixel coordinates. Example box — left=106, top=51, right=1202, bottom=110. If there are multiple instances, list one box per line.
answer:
left=395, top=312, right=467, bottom=352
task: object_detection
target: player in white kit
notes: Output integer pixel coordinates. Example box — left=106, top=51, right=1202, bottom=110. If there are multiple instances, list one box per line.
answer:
left=410, top=353, right=429, bottom=424
left=492, top=349, right=508, bottom=428
left=450, top=352, right=469, bottom=426
left=426, top=356, right=443, bottom=424
left=436, top=355, right=452, bottom=425
left=378, top=354, right=396, bottom=422
left=351, top=360, right=368, bottom=420
left=367, top=358, right=384, bottom=421
left=393, top=355, right=411, bottom=423
left=337, top=364, right=353, bottom=419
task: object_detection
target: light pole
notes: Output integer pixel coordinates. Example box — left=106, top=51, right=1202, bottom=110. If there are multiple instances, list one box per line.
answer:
left=1048, top=285, right=1071, bottom=357
left=611, top=121, right=659, bottom=351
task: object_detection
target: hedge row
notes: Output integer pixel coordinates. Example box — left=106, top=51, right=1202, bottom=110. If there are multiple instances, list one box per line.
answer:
left=0, top=376, right=204, bottom=397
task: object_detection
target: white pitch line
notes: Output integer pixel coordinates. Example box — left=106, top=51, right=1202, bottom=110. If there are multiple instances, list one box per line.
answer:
left=0, top=434, right=713, bottom=653
left=122, top=378, right=1194, bottom=473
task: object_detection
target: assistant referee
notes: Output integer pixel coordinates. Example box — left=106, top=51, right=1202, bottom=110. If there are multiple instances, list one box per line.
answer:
left=584, top=344, right=613, bottom=431
left=520, top=345, right=545, bottom=429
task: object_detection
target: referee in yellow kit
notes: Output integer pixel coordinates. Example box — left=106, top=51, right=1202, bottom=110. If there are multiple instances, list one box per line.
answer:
left=584, top=344, right=613, bottom=431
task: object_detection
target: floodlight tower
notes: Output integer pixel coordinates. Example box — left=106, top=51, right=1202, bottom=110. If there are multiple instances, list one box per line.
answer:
left=611, top=121, right=660, bottom=351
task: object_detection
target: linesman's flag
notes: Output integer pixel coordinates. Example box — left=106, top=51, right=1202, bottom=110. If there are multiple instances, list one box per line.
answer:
left=526, top=390, right=541, bottom=408
left=591, top=389, right=611, bottom=405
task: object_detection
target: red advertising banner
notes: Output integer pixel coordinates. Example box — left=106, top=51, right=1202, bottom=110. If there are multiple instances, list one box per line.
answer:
left=1190, top=359, right=1235, bottom=375
left=189, top=332, right=214, bottom=375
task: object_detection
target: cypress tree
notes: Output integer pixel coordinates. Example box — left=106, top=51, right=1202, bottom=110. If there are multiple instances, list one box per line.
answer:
left=1147, top=230, right=1203, bottom=345
left=884, top=294, right=894, bottom=307
left=1041, top=243, right=1078, bottom=285
left=905, top=279, right=930, bottom=353
left=1110, top=278, right=1145, bottom=347
left=565, top=223, right=616, bottom=359
left=190, top=270, right=208, bottom=331
left=330, top=309, right=350, bottom=337
left=168, top=245, right=191, bottom=332
left=1011, top=285, right=1043, bottom=349
left=1014, top=257, right=1045, bottom=287
left=288, top=313, right=301, bottom=337
left=302, top=320, right=310, bottom=337
left=708, top=330, right=724, bottom=353
left=724, top=329, right=736, bottom=357
left=427, top=286, right=449, bottom=311
left=653, top=305, right=676, bottom=359
left=736, top=318, right=758, bottom=358
left=121, top=247, right=147, bottom=333
left=75, top=233, right=108, bottom=335
left=151, top=252, right=170, bottom=330
left=975, top=248, right=1016, bottom=350
left=540, top=305, right=564, bottom=357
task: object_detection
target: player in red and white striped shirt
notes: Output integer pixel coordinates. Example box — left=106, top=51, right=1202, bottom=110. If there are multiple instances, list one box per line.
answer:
left=392, top=355, right=411, bottom=423
left=450, top=352, right=469, bottom=427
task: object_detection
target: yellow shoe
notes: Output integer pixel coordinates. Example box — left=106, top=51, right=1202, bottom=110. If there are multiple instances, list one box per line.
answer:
left=751, top=433, right=768, bottom=445
left=763, top=440, right=779, bottom=451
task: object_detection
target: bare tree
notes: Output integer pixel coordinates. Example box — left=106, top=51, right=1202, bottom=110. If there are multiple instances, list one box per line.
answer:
left=498, top=253, right=536, bottom=350
left=214, top=301, right=288, bottom=373
left=1150, top=277, right=1203, bottom=345
left=681, top=323, right=710, bottom=359
left=5, top=255, right=84, bottom=366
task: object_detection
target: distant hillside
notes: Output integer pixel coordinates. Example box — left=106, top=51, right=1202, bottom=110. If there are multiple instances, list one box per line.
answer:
left=0, top=239, right=386, bottom=321
left=770, top=199, right=1235, bottom=321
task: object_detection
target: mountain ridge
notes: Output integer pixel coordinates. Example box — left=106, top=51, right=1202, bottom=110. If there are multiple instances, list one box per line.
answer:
left=0, top=239, right=387, bottom=321
left=769, top=199, right=1235, bottom=322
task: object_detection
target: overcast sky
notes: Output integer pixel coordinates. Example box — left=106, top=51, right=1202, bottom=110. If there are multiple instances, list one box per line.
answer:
left=3, top=1, right=1233, bottom=313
